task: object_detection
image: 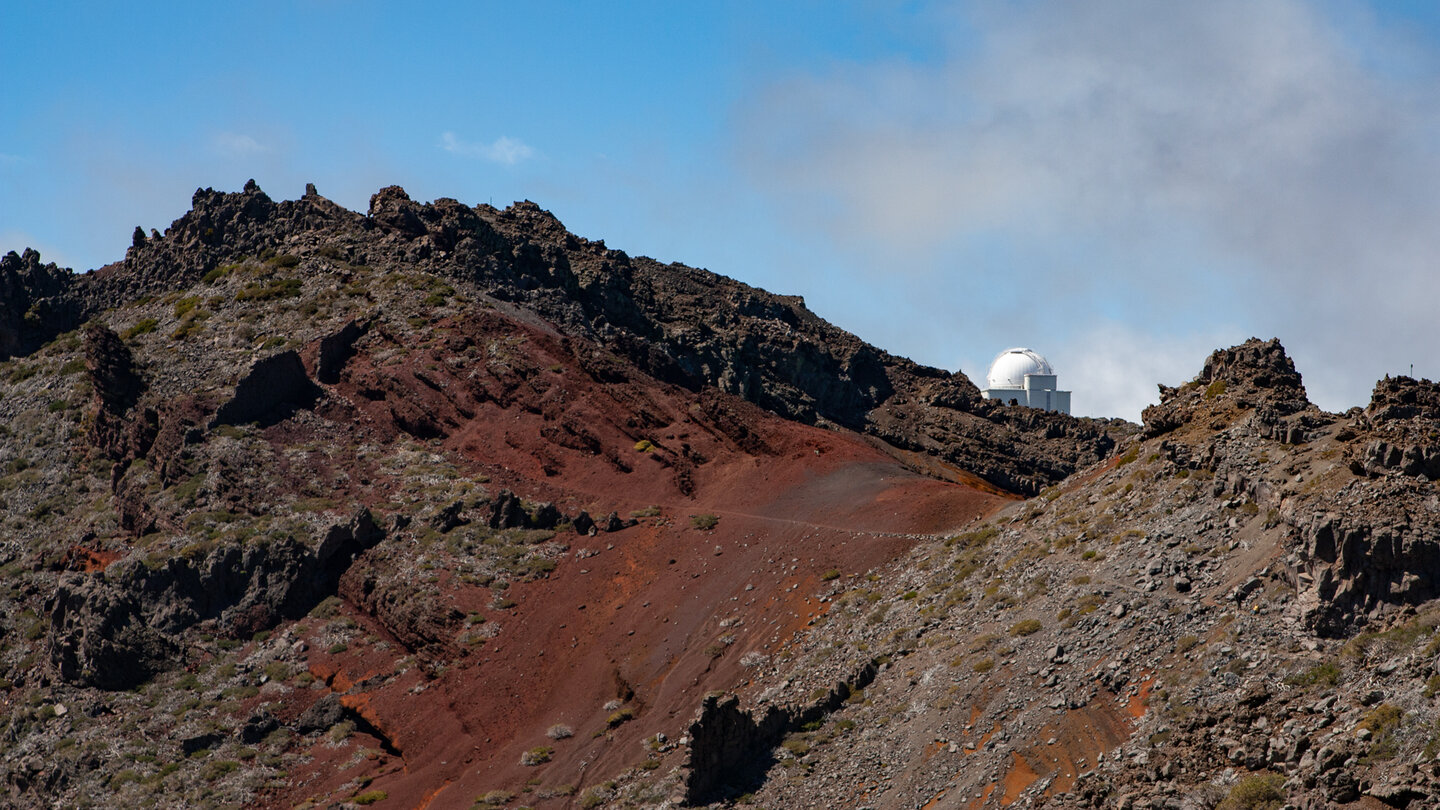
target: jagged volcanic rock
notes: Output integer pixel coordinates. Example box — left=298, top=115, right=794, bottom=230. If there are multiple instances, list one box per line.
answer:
left=9, top=181, right=1127, bottom=496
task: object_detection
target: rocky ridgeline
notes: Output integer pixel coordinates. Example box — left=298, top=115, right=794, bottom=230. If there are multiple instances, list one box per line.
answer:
left=2, top=181, right=1126, bottom=495
left=625, top=338, right=1440, bottom=810
left=1355, top=376, right=1440, bottom=479
left=1138, top=339, right=1440, bottom=636
left=1142, top=337, right=1314, bottom=440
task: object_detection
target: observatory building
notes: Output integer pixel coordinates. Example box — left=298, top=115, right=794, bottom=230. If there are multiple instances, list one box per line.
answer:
left=980, top=348, right=1071, bottom=414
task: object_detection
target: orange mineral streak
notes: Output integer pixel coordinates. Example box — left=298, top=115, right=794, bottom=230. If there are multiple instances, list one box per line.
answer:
left=966, top=721, right=1000, bottom=755
left=999, top=750, right=1041, bottom=804
left=414, top=781, right=453, bottom=810
left=1126, top=672, right=1156, bottom=720
left=337, top=692, right=393, bottom=746
left=307, top=660, right=387, bottom=695
left=75, top=548, right=121, bottom=572
left=978, top=674, right=1151, bottom=804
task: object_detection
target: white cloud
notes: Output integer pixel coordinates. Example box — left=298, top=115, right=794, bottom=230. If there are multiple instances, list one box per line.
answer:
left=1055, top=323, right=1245, bottom=423
left=440, top=132, right=536, bottom=165
left=737, top=0, right=1440, bottom=416
left=211, top=132, right=267, bottom=158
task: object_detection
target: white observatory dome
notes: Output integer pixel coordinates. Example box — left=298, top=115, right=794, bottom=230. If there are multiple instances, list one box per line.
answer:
left=985, top=348, right=1054, bottom=390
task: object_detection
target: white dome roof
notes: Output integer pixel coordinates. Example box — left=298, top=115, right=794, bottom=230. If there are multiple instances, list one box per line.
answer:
left=985, top=348, right=1054, bottom=389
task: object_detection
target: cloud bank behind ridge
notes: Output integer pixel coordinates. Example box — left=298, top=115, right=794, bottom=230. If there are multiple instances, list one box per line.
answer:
left=738, top=0, right=1440, bottom=417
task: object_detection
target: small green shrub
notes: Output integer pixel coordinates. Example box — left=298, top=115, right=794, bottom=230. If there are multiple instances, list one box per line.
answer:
left=477, top=789, right=515, bottom=806
left=633, top=439, right=654, bottom=453
left=121, top=318, right=158, bottom=339
left=353, top=790, right=388, bottom=805
left=520, top=745, right=553, bottom=765
left=1285, top=661, right=1341, bottom=688
left=1217, top=772, right=1283, bottom=810
left=173, top=296, right=201, bottom=318
left=328, top=720, right=356, bottom=743
left=108, top=769, right=143, bottom=789
left=690, top=513, right=719, bottom=531
left=200, top=760, right=240, bottom=781
left=780, top=734, right=810, bottom=756
left=236, top=278, right=302, bottom=302
left=821, top=569, right=841, bottom=581
left=1205, top=379, right=1228, bottom=400
left=1423, top=674, right=1440, bottom=698
left=422, top=284, right=454, bottom=307
left=1361, top=703, right=1403, bottom=735
left=171, top=313, right=209, bottom=340
left=606, top=708, right=633, bottom=727
left=1009, top=619, right=1043, bottom=637
left=312, top=596, right=342, bottom=619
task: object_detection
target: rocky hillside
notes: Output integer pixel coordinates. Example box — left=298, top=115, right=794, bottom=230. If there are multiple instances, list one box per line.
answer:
left=665, top=340, right=1440, bottom=810
left=0, top=182, right=1434, bottom=810
left=0, top=182, right=1121, bottom=809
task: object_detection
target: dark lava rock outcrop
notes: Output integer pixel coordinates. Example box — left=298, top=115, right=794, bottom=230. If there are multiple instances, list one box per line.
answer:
left=1142, top=337, right=1314, bottom=439
left=48, top=511, right=382, bottom=690
left=0, top=248, right=84, bottom=359
left=83, top=324, right=146, bottom=459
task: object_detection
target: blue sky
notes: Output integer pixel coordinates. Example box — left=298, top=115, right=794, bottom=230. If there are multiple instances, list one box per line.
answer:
left=5, top=1, right=1440, bottom=421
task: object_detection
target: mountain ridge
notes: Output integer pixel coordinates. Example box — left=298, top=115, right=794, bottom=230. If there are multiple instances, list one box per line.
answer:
left=1, top=183, right=1437, bottom=809
left=2, top=180, right=1126, bottom=497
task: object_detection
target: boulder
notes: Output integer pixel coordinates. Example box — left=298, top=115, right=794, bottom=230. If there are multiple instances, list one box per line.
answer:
left=487, top=490, right=528, bottom=529
left=296, top=694, right=345, bottom=734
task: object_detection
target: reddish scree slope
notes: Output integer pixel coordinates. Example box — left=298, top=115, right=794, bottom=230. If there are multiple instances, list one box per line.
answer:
left=264, top=303, right=1012, bottom=809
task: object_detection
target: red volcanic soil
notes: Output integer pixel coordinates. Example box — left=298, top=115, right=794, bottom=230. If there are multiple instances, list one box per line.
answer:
left=264, top=305, right=1012, bottom=809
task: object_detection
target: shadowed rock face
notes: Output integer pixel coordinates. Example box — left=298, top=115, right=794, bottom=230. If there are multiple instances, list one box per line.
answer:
left=48, top=511, right=383, bottom=690
left=4, top=182, right=1129, bottom=496
left=682, top=661, right=878, bottom=804
left=211, top=351, right=322, bottom=428
left=84, top=324, right=146, bottom=460
left=0, top=248, right=84, bottom=359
